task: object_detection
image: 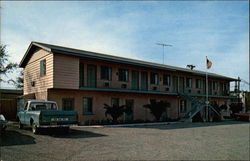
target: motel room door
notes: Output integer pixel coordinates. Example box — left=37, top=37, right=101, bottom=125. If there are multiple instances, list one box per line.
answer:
left=87, top=65, right=96, bottom=88
left=125, top=99, right=134, bottom=121
left=179, top=77, right=185, bottom=93
left=141, top=72, right=148, bottom=90
left=131, top=71, right=139, bottom=90
left=173, top=76, right=178, bottom=92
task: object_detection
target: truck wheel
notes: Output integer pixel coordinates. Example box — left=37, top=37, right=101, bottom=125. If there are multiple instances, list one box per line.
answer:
left=32, top=123, right=39, bottom=134
left=19, top=121, right=23, bottom=129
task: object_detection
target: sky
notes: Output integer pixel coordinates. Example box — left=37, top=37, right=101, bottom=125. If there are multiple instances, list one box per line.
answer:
left=0, top=1, right=249, bottom=90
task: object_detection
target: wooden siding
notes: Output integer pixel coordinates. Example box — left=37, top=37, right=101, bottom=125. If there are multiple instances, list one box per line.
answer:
left=53, top=54, right=79, bottom=89
left=23, top=49, right=53, bottom=96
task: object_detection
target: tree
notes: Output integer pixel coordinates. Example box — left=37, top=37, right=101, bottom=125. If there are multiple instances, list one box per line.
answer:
left=103, top=104, right=125, bottom=123
left=0, top=44, right=18, bottom=84
left=15, top=70, right=24, bottom=89
left=143, top=100, right=170, bottom=121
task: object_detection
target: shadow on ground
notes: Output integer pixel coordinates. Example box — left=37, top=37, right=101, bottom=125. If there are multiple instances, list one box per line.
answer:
left=38, top=128, right=107, bottom=139
left=7, top=123, right=107, bottom=139
left=0, top=130, right=36, bottom=146
left=116, top=121, right=249, bottom=130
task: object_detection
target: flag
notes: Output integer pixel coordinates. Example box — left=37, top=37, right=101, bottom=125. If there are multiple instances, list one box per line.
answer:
left=207, top=58, right=212, bottom=69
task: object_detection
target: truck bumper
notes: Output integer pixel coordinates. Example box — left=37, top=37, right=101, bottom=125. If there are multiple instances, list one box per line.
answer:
left=37, top=124, right=78, bottom=128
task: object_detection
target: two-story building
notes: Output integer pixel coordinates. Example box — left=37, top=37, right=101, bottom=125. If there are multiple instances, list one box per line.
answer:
left=19, top=42, right=237, bottom=123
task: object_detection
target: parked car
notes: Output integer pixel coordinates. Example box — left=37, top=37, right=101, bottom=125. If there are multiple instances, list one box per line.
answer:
left=0, top=114, right=7, bottom=132
left=17, top=100, right=78, bottom=134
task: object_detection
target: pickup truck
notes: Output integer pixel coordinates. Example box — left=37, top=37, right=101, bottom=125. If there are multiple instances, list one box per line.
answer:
left=17, top=100, right=78, bottom=134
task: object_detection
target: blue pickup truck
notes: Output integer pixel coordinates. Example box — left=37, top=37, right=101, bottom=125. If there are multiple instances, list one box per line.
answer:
left=17, top=100, right=78, bottom=134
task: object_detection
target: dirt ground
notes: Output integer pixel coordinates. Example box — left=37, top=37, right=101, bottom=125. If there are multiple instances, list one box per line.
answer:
left=0, top=121, right=249, bottom=161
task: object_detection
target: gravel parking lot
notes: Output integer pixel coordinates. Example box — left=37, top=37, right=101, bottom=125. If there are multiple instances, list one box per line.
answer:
left=0, top=121, right=249, bottom=161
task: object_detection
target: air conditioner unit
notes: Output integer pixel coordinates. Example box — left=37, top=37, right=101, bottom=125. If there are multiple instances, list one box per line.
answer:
left=104, top=82, right=110, bottom=87
left=121, top=84, right=127, bottom=89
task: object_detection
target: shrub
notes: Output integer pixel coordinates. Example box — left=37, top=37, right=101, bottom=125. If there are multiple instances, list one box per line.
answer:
left=143, top=100, right=170, bottom=121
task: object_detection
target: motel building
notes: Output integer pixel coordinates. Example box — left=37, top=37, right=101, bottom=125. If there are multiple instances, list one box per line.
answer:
left=19, top=42, right=238, bottom=124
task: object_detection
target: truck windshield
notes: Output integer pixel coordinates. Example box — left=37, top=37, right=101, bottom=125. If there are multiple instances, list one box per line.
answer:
left=30, top=102, right=57, bottom=110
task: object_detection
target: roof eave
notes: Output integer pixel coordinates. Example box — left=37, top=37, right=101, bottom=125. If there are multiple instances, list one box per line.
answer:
left=19, top=42, right=51, bottom=68
left=51, top=48, right=237, bottom=81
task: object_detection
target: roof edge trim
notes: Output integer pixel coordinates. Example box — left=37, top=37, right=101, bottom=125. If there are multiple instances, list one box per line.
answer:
left=19, top=42, right=52, bottom=67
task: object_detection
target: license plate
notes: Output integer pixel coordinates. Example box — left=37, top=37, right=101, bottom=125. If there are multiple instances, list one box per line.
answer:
left=50, top=122, right=57, bottom=125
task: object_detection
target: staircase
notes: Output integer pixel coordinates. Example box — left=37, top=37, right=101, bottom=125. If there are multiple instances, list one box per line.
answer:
left=178, top=93, right=221, bottom=122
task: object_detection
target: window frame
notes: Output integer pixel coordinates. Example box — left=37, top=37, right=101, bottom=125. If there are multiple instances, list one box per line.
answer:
left=186, top=78, right=192, bottom=88
left=118, top=69, right=129, bottom=82
left=40, top=59, right=46, bottom=77
left=195, top=79, right=201, bottom=89
left=100, top=66, right=112, bottom=81
left=163, top=74, right=171, bottom=86
left=150, top=72, right=159, bottom=85
left=213, top=81, right=218, bottom=90
left=83, top=97, right=93, bottom=115
left=111, top=98, right=119, bottom=106
left=62, top=98, right=74, bottom=111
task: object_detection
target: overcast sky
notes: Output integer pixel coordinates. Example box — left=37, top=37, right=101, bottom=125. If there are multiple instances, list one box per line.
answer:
left=1, top=1, right=249, bottom=90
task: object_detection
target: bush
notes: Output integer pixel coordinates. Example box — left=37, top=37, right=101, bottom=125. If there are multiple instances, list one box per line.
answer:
left=143, top=100, right=170, bottom=121
left=230, top=103, right=243, bottom=114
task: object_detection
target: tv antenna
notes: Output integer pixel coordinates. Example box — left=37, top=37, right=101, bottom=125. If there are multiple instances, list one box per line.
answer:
left=156, top=43, right=172, bottom=64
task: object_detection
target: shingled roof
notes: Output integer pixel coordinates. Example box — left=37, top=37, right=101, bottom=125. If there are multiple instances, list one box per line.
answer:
left=20, top=41, right=237, bottom=81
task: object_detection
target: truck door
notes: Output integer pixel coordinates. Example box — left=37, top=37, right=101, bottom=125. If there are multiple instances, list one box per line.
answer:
left=24, top=103, right=33, bottom=125
left=19, top=102, right=28, bottom=124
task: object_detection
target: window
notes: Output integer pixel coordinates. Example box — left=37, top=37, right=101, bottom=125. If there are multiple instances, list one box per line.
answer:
left=30, top=102, right=57, bottom=110
left=213, top=81, right=218, bottom=90
left=40, top=59, right=46, bottom=76
left=163, top=74, right=171, bottom=86
left=223, top=82, right=229, bottom=92
left=180, top=100, right=187, bottom=113
left=150, top=73, right=159, bottom=85
left=79, top=63, right=84, bottom=87
left=101, top=66, right=112, bottom=80
left=111, top=98, right=119, bottom=106
left=118, top=69, right=129, bottom=82
left=186, top=78, right=192, bottom=88
left=83, top=97, right=93, bottom=115
left=196, top=79, right=201, bottom=89
left=62, top=98, right=74, bottom=111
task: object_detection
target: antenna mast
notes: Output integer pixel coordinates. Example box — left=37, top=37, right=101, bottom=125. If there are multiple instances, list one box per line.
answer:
left=156, top=43, right=172, bottom=64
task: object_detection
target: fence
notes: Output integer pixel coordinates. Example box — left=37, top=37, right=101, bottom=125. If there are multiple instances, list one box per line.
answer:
left=0, top=89, right=23, bottom=120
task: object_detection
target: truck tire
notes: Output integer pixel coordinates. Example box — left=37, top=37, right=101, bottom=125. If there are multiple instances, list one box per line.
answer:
left=32, top=123, right=39, bottom=134
left=19, top=120, right=23, bottom=129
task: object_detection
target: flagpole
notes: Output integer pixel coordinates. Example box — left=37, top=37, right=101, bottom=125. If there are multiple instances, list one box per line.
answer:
left=206, top=56, right=209, bottom=122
